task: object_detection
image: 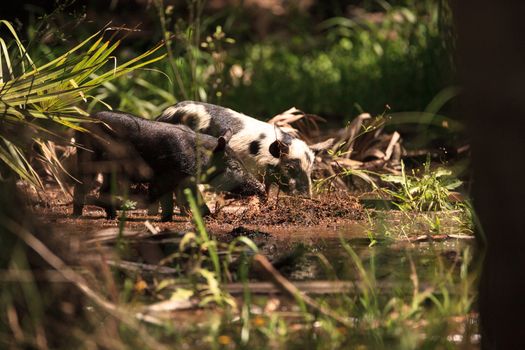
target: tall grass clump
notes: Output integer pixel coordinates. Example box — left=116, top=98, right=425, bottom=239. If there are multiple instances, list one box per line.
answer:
left=0, top=19, right=165, bottom=348
left=380, top=158, right=462, bottom=211
left=94, top=0, right=237, bottom=119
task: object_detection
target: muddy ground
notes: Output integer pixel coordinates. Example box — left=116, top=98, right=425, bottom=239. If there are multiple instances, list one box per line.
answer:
left=28, top=183, right=367, bottom=240
left=28, top=182, right=473, bottom=286
left=26, top=181, right=473, bottom=247
left=22, top=183, right=372, bottom=282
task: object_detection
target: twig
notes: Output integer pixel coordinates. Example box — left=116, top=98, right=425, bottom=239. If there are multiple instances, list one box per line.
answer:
left=383, top=132, right=401, bottom=161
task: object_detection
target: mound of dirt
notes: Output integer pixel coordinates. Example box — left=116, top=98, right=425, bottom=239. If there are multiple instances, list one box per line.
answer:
left=209, top=193, right=364, bottom=226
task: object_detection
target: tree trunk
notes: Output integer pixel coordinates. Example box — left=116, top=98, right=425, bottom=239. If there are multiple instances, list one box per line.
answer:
left=453, top=2, right=525, bottom=349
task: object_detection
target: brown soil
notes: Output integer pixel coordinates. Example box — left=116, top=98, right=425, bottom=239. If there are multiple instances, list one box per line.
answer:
left=208, top=192, right=364, bottom=227
left=26, top=183, right=365, bottom=239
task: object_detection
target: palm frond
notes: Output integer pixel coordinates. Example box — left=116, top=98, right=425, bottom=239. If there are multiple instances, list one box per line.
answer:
left=0, top=20, right=167, bottom=186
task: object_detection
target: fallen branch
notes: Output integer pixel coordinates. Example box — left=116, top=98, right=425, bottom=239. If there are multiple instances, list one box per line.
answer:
left=106, top=260, right=179, bottom=274
left=4, top=219, right=172, bottom=350
left=253, top=254, right=352, bottom=327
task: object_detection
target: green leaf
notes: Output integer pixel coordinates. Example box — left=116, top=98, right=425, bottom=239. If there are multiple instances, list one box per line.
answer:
left=0, top=20, right=166, bottom=188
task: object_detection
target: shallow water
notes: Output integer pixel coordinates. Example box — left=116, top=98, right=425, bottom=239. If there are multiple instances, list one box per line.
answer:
left=219, top=224, right=480, bottom=349
left=284, top=233, right=474, bottom=282
left=45, top=206, right=480, bottom=349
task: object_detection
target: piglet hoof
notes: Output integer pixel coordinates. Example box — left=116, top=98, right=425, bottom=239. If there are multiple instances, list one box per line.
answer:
left=160, top=215, right=173, bottom=222
left=72, top=204, right=84, bottom=217
left=105, top=210, right=117, bottom=220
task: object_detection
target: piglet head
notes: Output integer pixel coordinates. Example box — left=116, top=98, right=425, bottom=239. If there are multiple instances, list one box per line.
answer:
left=267, top=138, right=313, bottom=197
left=207, top=130, right=265, bottom=197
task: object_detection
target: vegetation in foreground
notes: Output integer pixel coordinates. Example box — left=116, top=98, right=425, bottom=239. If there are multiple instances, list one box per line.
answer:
left=0, top=1, right=477, bottom=349
left=1, top=183, right=477, bottom=349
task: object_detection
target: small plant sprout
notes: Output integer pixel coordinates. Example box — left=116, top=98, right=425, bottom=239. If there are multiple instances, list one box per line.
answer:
left=380, top=156, right=463, bottom=211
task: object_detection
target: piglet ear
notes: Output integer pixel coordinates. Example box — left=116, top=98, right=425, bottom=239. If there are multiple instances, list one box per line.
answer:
left=221, top=128, right=233, bottom=143
left=269, top=140, right=290, bottom=158
left=215, top=128, right=233, bottom=152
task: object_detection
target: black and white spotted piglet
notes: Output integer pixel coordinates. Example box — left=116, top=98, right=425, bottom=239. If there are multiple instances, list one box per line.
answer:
left=72, top=111, right=265, bottom=221
left=157, top=101, right=329, bottom=197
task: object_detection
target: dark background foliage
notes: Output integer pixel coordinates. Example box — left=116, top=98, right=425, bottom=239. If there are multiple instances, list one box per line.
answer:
left=6, top=0, right=455, bottom=120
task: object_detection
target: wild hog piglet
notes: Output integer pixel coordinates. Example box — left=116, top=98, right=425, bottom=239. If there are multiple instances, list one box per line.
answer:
left=157, top=101, right=331, bottom=197
left=72, top=111, right=265, bottom=221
